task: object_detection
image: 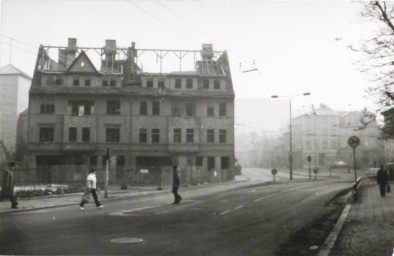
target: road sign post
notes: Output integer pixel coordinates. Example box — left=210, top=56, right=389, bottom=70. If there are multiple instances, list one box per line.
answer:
left=271, top=169, right=277, bottom=183
left=105, top=147, right=110, bottom=198
left=307, top=155, right=312, bottom=180
left=348, top=136, right=360, bottom=183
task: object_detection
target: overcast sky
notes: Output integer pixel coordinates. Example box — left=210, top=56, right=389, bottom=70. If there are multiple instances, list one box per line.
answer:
left=0, top=0, right=378, bottom=114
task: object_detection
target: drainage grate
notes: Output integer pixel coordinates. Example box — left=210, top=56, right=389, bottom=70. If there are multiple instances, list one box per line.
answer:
left=110, top=237, right=143, bottom=244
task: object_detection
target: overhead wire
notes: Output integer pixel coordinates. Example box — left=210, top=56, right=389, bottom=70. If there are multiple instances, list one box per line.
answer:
left=1, top=34, right=38, bottom=50
left=124, top=0, right=201, bottom=46
left=154, top=0, right=274, bottom=95
left=1, top=41, right=38, bottom=55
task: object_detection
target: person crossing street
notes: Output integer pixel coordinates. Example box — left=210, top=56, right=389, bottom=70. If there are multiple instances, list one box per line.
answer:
left=172, top=165, right=182, bottom=204
left=79, top=168, right=103, bottom=210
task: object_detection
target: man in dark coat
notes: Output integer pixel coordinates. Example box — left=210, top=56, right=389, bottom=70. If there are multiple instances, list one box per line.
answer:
left=172, top=165, right=182, bottom=204
left=1, top=162, right=18, bottom=208
left=377, top=165, right=389, bottom=197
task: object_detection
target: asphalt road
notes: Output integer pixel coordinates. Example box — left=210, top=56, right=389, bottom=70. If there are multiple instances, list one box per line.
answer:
left=0, top=170, right=353, bottom=256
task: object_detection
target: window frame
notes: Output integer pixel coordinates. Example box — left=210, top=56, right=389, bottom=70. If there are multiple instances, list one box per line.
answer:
left=196, top=157, right=203, bottom=167
left=69, top=127, right=77, bottom=142
left=152, top=128, right=160, bottom=143
left=106, top=128, right=120, bottom=143
left=207, top=157, right=215, bottom=170
left=82, top=127, right=90, bottom=142
left=214, top=80, right=220, bottom=89
left=140, top=101, right=148, bottom=115
left=40, top=104, right=55, bottom=114
left=221, top=157, right=229, bottom=169
left=207, top=106, right=214, bottom=117
left=186, top=79, right=193, bottom=89
left=139, top=128, right=147, bottom=143
left=84, top=79, right=91, bottom=87
left=203, top=79, right=209, bottom=89
left=147, top=79, right=154, bottom=88
left=39, top=127, right=54, bottom=142
left=219, top=129, right=227, bottom=143
left=116, top=155, right=125, bottom=166
left=73, top=77, right=80, bottom=86
left=186, top=129, right=194, bottom=143
left=152, top=101, right=160, bottom=116
left=175, top=79, right=182, bottom=89
left=106, top=100, right=121, bottom=115
left=207, top=129, right=215, bottom=143
left=219, top=102, right=227, bottom=117
left=186, top=103, right=195, bottom=117
left=174, top=128, right=182, bottom=143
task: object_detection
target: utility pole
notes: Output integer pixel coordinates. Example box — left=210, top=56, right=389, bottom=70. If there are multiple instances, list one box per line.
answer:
left=289, top=100, right=293, bottom=180
left=271, top=92, right=311, bottom=181
left=105, top=147, right=110, bottom=198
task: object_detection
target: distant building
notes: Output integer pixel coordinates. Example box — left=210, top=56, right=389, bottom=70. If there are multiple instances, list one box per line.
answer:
left=276, top=104, right=383, bottom=169
left=337, top=110, right=383, bottom=168
left=18, top=38, right=235, bottom=185
left=291, top=104, right=340, bottom=168
left=0, top=64, right=31, bottom=155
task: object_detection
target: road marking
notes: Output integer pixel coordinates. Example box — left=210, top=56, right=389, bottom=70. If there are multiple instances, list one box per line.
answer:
left=234, top=205, right=243, bottom=210
left=110, top=237, right=143, bottom=244
left=220, top=210, right=230, bottom=215
left=254, top=185, right=309, bottom=202
left=109, top=206, right=158, bottom=216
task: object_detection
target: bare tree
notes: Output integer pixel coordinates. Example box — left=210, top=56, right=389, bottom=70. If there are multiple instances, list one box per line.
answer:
left=353, top=1, right=394, bottom=110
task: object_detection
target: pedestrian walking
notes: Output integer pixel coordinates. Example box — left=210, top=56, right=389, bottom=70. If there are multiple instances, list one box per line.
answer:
left=172, top=165, right=182, bottom=204
left=377, top=165, right=389, bottom=197
left=79, top=168, right=103, bottom=210
left=0, top=162, right=18, bottom=209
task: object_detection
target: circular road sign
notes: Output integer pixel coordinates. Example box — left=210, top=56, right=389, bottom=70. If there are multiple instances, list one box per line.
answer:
left=271, top=169, right=278, bottom=175
left=348, top=136, right=360, bottom=148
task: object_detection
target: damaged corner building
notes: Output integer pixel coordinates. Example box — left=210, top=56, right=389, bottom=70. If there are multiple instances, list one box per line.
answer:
left=17, top=38, right=235, bottom=186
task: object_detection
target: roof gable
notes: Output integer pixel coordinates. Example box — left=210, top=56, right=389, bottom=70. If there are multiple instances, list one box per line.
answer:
left=66, top=51, right=99, bottom=74
left=0, top=64, right=32, bottom=80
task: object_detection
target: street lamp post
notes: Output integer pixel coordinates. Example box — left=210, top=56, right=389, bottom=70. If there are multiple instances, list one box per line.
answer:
left=271, top=92, right=311, bottom=180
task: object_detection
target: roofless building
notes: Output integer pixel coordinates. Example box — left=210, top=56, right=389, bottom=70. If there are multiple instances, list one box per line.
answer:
left=20, top=38, right=235, bottom=185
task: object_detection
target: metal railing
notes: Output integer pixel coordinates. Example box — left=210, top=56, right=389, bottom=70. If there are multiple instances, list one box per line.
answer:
left=352, top=175, right=375, bottom=202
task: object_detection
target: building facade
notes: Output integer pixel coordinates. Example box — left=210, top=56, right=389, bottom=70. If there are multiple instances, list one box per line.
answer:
left=337, top=111, right=383, bottom=168
left=0, top=64, right=31, bottom=155
left=291, top=104, right=340, bottom=168
left=276, top=104, right=383, bottom=170
left=18, top=38, right=235, bottom=185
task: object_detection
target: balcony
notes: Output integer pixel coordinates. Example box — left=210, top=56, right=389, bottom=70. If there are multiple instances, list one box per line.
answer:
left=168, top=143, right=200, bottom=152
left=62, top=143, right=96, bottom=152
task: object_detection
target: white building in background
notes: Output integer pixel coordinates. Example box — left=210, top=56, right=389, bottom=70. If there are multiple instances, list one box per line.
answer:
left=276, top=104, right=383, bottom=169
left=0, top=64, right=31, bottom=156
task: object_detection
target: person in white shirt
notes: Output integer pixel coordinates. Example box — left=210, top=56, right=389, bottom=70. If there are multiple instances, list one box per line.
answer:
left=79, top=168, right=103, bottom=210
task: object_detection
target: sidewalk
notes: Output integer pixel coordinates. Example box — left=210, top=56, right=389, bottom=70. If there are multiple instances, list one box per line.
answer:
left=330, top=182, right=394, bottom=256
left=0, top=186, right=164, bottom=214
